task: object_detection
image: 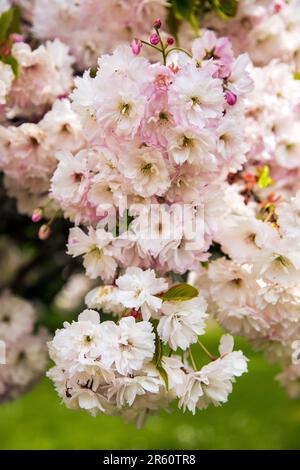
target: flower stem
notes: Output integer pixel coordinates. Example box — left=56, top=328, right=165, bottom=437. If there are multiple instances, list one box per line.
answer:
left=156, top=30, right=167, bottom=65
left=140, top=40, right=162, bottom=54
left=189, top=347, right=197, bottom=370
left=47, top=209, right=61, bottom=227
left=197, top=339, right=216, bottom=361
left=165, top=47, right=193, bottom=59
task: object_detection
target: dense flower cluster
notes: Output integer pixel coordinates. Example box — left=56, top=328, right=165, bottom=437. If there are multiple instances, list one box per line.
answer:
left=0, top=38, right=74, bottom=120
left=191, top=177, right=300, bottom=397
left=1, top=0, right=300, bottom=426
left=204, top=0, right=300, bottom=67
left=245, top=61, right=300, bottom=179
left=0, top=291, right=48, bottom=403
left=48, top=307, right=247, bottom=426
left=0, top=99, right=85, bottom=214
left=50, top=36, right=252, bottom=278
left=45, top=30, right=253, bottom=424
left=17, top=0, right=168, bottom=69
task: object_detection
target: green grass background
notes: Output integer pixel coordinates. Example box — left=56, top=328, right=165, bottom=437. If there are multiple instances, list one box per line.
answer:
left=0, top=330, right=300, bottom=450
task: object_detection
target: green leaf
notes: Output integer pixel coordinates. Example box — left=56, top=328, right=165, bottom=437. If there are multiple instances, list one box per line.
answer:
left=8, top=7, right=21, bottom=35
left=294, top=72, right=300, bottom=80
left=160, top=283, right=199, bottom=302
left=0, top=7, right=21, bottom=42
left=1, top=55, right=19, bottom=77
left=257, top=165, right=273, bottom=189
left=0, top=9, right=14, bottom=41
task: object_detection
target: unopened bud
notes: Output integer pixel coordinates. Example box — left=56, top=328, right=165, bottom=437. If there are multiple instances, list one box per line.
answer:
left=32, top=207, right=43, bottom=223
left=38, top=224, right=51, bottom=240
left=150, top=33, right=160, bottom=46
left=274, top=1, right=284, bottom=13
left=153, top=18, right=162, bottom=29
left=225, top=89, right=237, bottom=106
left=166, top=36, right=174, bottom=46
left=10, top=33, right=24, bottom=43
left=131, top=38, right=142, bottom=56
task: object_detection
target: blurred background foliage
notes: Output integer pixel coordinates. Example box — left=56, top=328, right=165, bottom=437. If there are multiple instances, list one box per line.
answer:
left=0, top=328, right=299, bottom=450
left=169, top=0, right=238, bottom=34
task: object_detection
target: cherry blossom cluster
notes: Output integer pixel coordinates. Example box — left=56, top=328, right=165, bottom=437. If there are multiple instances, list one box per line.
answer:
left=45, top=31, right=253, bottom=423
left=244, top=60, right=300, bottom=187
left=0, top=290, right=48, bottom=403
left=18, top=0, right=168, bottom=69
left=2, top=0, right=300, bottom=422
left=48, top=282, right=247, bottom=426
left=157, top=0, right=300, bottom=398
left=190, top=179, right=300, bottom=397
left=0, top=0, right=75, bottom=121
left=0, top=38, right=74, bottom=120
left=203, top=0, right=300, bottom=67
left=50, top=34, right=252, bottom=281
left=0, top=98, right=85, bottom=214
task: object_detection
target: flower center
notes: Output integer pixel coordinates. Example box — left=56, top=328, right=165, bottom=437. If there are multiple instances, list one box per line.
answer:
left=231, top=278, right=242, bottom=287
left=134, top=287, right=142, bottom=298
left=159, top=111, right=169, bottom=121
left=141, top=162, right=153, bottom=174
left=119, top=103, right=131, bottom=116
left=191, top=96, right=201, bottom=107
left=73, top=172, right=84, bottom=183
left=61, top=123, right=72, bottom=134
left=245, top=232, right=257, bottom=245
left=1, top=315, right=10, bottom=323
left=84, top=335, right=93, bottom=344
left=181, top=135, right=193, bottom=148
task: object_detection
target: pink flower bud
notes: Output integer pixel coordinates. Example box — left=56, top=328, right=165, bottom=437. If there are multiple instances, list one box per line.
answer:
left=150, top=33, right=160, bottom=46
left=32, top=208, right=43, bottom=223
left=130, top=309, right=142, bottom=320
left=10, top=33, right=24, bottom=43
left=153, top=18, right=162, bottom=29
left=274, top=1, right=284, bottom=13
left=38, top=224, right=51, bottom=240
left=131, top=38, right=142, bottom=56
left=225, top=89, right=237, bottom=106
left=166, top=37, right=174, bottom=46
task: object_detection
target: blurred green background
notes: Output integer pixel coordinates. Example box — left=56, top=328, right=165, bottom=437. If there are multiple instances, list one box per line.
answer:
left=0, top=329, right=300, bottom=450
